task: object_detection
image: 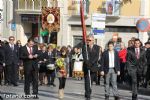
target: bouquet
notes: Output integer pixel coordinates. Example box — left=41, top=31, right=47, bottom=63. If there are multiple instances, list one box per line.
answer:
left=56, top=58, right=65, bottom=69
left=56, top=58, right=66, bottom=77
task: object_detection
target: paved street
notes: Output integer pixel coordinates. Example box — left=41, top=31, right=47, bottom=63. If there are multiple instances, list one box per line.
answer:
left=0, top=78, right=150, bottom=100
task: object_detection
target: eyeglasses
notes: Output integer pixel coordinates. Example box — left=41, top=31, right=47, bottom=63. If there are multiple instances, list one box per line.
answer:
left=87, top=40, right=93, bottom=41
left=9, top=38, right=15, bottom=41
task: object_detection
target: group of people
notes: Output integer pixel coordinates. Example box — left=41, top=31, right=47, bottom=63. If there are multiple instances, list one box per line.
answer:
left=0, top=35, right=149, bottom=100
left=0, top=36, right=69, bottom=99
left=82, top=35, right=149, bottom=100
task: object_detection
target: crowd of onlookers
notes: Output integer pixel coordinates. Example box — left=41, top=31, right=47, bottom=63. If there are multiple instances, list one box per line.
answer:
left=0, top=37, right=149, bottom=88
left=0, top=36, right=149, bottom=100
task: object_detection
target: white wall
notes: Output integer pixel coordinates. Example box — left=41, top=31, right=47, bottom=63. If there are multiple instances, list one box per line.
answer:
left=58, top=15, right=140, bottom=47
left=0, top=0, right=3, bottom=36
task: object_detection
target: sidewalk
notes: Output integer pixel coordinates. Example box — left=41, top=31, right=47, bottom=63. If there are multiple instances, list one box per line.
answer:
left=118, top=83, right=150, bottom=96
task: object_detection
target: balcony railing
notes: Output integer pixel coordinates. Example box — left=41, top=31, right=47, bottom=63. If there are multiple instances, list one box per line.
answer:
left=17, top=0, right=57, bottom=11
left=68, top=0, right=89, bottom=16
left=102, top=0, right=121, bottom=16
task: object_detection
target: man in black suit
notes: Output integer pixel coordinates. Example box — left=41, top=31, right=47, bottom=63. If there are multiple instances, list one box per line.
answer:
left=126, top=39, right=147, bottom=100
left=145, top=42, right=150, bottom=88
left=20, top=38, right=39, bottom=99
left=0, top=41, right=5, bottom=85
left=82, top=35, right=100, bottom=100
left=4, top=36, right=19, bottom=86
left=101, top=41, right=120, bottom=100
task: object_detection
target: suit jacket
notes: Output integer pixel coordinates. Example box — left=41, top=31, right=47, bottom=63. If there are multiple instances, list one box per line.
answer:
left=82, top=44, right=100, bottom=73
left=4, top=44, right=19, bottom=65
left=38, top=50, right=49, bottom=66
left=47, top=51, right=56, bottom=64
left=126, top=47, right=147, bottom=76
left=0, top=47, right=5, bottom=65
left=100, top=50, right=120, bottom=74
left=20, top=45, right=39, bottom=71
left=146, top=48, right=150, bottom=65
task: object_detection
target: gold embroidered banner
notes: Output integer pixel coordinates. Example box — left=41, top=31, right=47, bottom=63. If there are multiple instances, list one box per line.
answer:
left=42, top=7, right=60, bottom=32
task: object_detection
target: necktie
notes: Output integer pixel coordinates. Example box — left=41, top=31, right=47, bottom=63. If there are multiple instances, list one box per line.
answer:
left=136, top=48, right=139, bottom=59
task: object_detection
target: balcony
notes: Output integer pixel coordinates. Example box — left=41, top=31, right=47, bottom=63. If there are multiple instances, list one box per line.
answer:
left=68, top=0, right=89, bottom=17
left=16, top=0, right=58, bottom=14
left=102, top=0, right=121, bottom=18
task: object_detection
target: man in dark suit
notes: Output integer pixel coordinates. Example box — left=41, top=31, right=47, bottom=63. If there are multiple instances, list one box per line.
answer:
left=101, top=41, right=120, bottom=100
left=4, top=36, right=19, bottom=86
left=46, top=45, right=56, bottom=87
left=20, top=38, right=39, bottom=99
left=145, top=42, right=150, bottom=88
left=126, top=39, right=147, bottom=100
left=82, top=35, right=100, bottom=100
left=0, top=41, right=5, bottom=85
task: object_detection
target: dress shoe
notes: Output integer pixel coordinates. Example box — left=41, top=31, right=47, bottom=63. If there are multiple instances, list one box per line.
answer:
left=0, top=96, right=3, bottom=100
left=47, top=83, right=51, bottom=86
left=51, top=83, right=56, bottom=87
left=32, top=95, right=39, bottom=99
left=114, top=96, right=120, bottom=100
left=105, top=96, right=109, bottom=100
left=13, top=83, right=18, bottom=87
left=86, top=97, right=90, bottom=100
left=5, top=82, right=11, bottom=86
left=132, top=94, right=137, bottom=100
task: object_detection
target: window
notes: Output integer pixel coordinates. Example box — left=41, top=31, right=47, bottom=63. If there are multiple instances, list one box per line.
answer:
left=19, top=0, right=26, bottom=9
left=73, top=36, right=83, bottom=47
left=105, top=0, right=121, bottom=16
left=68, top=0, right=89, bottom=15
left=52, top=0, right=58, bottom=7
left=105, top=26, right=138, bottom=33
left=34, top=0, right=40, bottom=10
left=42, top=0, right=47, bottom=7
left=148, top=32, right=150, bottom=37
left=26, top=0, right=33, bottom=9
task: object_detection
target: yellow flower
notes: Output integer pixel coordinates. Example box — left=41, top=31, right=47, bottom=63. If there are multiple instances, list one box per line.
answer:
left=56, top=58, right=65, bottom=69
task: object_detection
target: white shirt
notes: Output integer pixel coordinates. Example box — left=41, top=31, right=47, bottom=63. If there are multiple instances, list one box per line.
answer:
left=48, top=52, right=52, bottom=56
left=109, top=51, right=115, bottom=68
left=26, top=45, right=33, bottom=54
left=9, top=43, right=14, bottom=50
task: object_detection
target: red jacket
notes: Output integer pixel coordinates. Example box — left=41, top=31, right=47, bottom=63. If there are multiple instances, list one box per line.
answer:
left=118, top=49, right=127, bottom=63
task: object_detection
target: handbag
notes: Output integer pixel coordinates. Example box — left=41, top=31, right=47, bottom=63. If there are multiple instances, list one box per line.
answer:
left=46, top=64, right=55, bottom=70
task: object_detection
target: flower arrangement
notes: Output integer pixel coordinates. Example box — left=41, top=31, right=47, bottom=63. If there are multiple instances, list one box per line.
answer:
left=56, top=58, right=67, bottom=77
left=56, top=58, right=65, bottom=69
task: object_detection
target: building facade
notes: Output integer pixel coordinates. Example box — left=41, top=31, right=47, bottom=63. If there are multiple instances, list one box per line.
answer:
left=0, top=0, right=14, bottom=41
left=62, top=0, right=150, bottom=48
left=1, top=0, right=149, bottom=48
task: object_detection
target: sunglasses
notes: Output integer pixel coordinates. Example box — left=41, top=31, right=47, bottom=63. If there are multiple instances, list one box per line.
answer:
left=9, top=38, right=15, bottom=41
left=87, top=40, right=92, bottom=41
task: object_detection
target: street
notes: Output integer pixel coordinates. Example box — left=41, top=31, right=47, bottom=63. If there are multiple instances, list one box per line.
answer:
left=0, top=78, right=150, bottom=100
